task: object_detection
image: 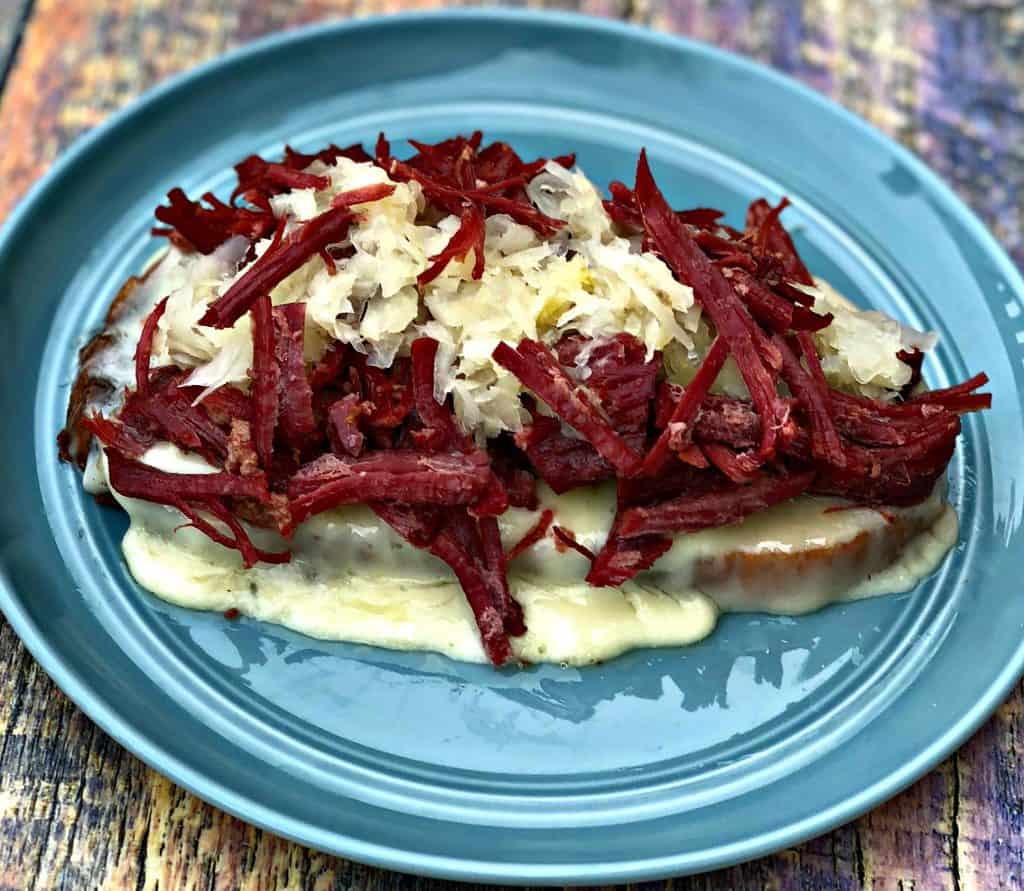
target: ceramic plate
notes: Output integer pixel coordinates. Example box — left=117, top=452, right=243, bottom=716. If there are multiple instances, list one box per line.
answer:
left=2, top=11, right=1023, bottom=882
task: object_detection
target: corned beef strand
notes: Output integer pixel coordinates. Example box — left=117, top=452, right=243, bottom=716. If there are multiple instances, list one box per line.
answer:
left=63, top=133, right=990, bottom=665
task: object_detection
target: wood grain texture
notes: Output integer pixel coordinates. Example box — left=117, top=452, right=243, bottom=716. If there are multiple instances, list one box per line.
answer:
left=0, top=1, right=33, bottom=95
left=0, top=1, right=1022, bottom=888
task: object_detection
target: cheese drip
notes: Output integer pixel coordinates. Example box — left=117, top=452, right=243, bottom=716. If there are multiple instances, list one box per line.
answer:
left=100, top=445, right=957, bottom=665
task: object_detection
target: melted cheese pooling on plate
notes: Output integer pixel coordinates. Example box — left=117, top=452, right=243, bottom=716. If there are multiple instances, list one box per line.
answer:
left=100, top=446, right=956, bottom=665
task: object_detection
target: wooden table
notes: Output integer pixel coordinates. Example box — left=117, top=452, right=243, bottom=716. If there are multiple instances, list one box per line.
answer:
left=1, top=2, right=1022, bottom=888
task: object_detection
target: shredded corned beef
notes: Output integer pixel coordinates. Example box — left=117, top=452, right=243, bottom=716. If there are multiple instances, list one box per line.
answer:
left=617, top=469, right=817, bottom=537
left=493, top=340, right=645, bottom=477
left=634, top=150, right=787, bottom=472
left=153, top=189, right=275, bottom=254
left=327, top=394, right=367, bottom=457
left=105, top=450, right=270, bottom=503
left=273, top=303, right=317, bottom=450
left=507, top=508, right=555, bottom=561
left=199, top=184, right=395, bottom=328
left=250, top=294, right=278, bottom=467
left=232, top=155, right=331, bottom=208
left=287, top=451, right=493, bottom=523
left=552, top=525, right=597, bottom=562
left=418, top=204, right=486, bottom=285
left=643, top=336, right=730, bottom=476
left=64, top=133, right=990, bottom=665
left=135, top=298, right=168, bottom=395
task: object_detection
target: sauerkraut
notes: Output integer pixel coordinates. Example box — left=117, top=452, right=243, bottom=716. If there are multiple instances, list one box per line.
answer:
left=145, top=156, right=933, bottom=437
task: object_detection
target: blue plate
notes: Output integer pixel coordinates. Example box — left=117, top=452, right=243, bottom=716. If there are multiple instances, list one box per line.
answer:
left=2, top=10, right=1022, bottom=882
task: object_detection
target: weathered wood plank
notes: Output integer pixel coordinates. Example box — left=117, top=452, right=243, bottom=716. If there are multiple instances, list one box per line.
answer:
left=634, top=0, right=1024, bottom=272
left=0, top=0, right=33, bottom=93
left=0, top=1, right=1021, bottom=889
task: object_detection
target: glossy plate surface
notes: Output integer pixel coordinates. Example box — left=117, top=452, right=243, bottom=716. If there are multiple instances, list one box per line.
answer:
left=2, top=11, right=1023, bottom=882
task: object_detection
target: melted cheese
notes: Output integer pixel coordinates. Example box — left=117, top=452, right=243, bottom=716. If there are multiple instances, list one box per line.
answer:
left=102, top=445, right=956, bottom=665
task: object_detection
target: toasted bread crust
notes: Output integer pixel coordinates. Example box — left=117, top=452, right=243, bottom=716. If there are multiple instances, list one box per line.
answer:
left=691, top=505, right=935, bottom=607
left=59, top=258, right=165, bottom=467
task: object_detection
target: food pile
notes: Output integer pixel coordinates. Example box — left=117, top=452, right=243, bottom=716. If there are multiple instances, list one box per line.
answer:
left=60, top=133, right=990, bottom=664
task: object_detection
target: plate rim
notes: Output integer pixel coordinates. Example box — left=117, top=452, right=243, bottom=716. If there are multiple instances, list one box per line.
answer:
left=2, top=8, right=1023, bottom=882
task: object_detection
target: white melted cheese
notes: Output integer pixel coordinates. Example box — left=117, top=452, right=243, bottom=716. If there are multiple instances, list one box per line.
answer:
left=101, top=445, right=956, bottom=665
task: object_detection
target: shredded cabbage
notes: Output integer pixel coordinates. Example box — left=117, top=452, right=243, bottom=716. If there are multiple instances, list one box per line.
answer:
left=143, top=157, right=936, bottom=430
left=150, top=237, right=252, bottom=388
left=799, top=279, right=938, bottom=400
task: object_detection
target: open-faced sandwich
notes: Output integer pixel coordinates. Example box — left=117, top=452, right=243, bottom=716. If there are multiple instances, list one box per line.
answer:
left=59, top=133, right=990, bottom=666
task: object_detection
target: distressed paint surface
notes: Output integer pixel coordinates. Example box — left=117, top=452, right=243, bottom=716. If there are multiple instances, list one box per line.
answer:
left=0, top=1, right=1022, bottom=888
left=0, top=2, right=32, bottom=91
